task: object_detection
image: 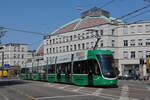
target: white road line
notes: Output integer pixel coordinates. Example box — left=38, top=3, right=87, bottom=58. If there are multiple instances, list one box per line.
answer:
left=119, top=85, right=129, bottom=100
left=58, top=85, right=69, bottom=89
left=72, top=87, right=84, bottom=92
left=146, top=86, right=150, bottom=91
left=37, top=94, right=90, bottom=99
left=0, top=92, right=10, bottom=100
left=92, top=88, right=103, bottom=95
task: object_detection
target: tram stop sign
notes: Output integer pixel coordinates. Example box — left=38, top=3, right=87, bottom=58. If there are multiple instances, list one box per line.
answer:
left=4, top=64, right=10, bottom=70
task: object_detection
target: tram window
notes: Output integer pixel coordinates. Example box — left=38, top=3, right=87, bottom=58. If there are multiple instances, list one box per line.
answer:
left=56, top=62, right=71, bottom=74
left=32, top=67, right=37, bottom=73
left=73, top=59, right=101, bottom=75
left=48, top=64, right=55, bottom=74
left=21, top=68, right=30, bottom=74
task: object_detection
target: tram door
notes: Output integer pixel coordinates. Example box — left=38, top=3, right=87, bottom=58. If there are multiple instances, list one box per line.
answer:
left=88, top=61, right=94, bottom=86
left=65, top=63, right=71, bottom=83
left=38, top=73, right=41, bottom=80
left=88, top=70, right=93, bottom=86
left=43, top=73, right=46, bottom=81
left=57, top=65, right=61, bottom=82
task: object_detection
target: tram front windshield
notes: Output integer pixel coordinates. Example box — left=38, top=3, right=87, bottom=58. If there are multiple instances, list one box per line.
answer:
left=96, top=55, right=116, bottom=78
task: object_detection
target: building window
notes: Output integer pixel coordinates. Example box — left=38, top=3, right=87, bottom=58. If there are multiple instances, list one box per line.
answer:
left=82, top=33, right=85, bottom=39
left=100, top=30, right=103, bottom=36
left=123, top=40, right=128, bottom=46
left=56, top=47, right=58, bottom=53
left=138, top=51, right=143, bottom=58
left=112, top=40, right=115, bottom=47
left=66, top=46, right=69, bottom=51
left=123, top=51, right=128, bottom=59
left=137, top=25, right=143, bottom=33
left=78, top=34, right=81, bottom=40
left=146, top=39, right=150, bottom=46
left=86, top=42, right=89, bottom=49
left=47, top=48, right=49, bottom=54
left=50, top=48, right=52, bottom=53
left=66, top=36, right=68, bottom=42
left=146, top=51, right=150, bottom=58
left=62, top=37, right=65, bottom=42
left=74, top=45, right=76, bottom=51
left=138, top=39, right=143, bottom=46
left=70, top=45, right=73, bottom=51
left=53, top=48, right=55, bottom=53
left=123, top=26, right=128, bottom=34
left=22, top=54, right=24, bottom=59
left=50, top=40, right=52, bottom=44
left=14, top=47, right=16, bottom=52
left=46, top=40, right=48, bottom=45
left=59, top=47, right=62, bottom=52
left=78, top=44, right=81, bottom=50
left=70, top=36, right=72, bottom=41
left=82, top=43, right=85, bottom=50
left=131, top=51, right=135, bottom=58
left=130, top=39, right=135, bottom=46
left=145, top=25, right=150, bottom=33
left=112, top=29, right=115, bottom=35
left=130, top=26, right=135, bottom=33
left=63, top=46, right=65, bottom=52
left=86, top=33, right=89, bottom=39
left=100, top=40, right=103, bottom=47
left=91, top=42, right=94, bottom=48
left=53, top=39, right=55, bottom=44
left=14, top=54, right=16, bottom=59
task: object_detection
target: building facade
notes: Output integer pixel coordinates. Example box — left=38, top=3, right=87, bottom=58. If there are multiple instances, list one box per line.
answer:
left=0, top=43, right=28, bottom=68
left=43, top=7, right=150, bottom=76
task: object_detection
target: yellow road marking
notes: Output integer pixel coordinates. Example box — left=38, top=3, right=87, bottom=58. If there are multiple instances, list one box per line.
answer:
left=9, top=87, right=39, bottom=100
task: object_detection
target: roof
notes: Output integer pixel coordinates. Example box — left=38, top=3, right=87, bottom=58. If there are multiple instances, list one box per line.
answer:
left=36, top=43, right=44, bottom=56
left=52, top=16, right=113, bottom=34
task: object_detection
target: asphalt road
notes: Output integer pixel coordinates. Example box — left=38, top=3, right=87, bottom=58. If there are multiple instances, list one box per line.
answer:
left=0, top=79, right=150, bottom=100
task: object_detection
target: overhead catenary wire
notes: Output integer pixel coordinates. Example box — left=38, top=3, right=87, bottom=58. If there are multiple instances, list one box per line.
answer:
left=123, top=9, right=150, bottom=21
left=100, top=0, right=118, bottom=9
left=114, top=4, right=150, bottom=21
left=77, top=0, right=118, bottom=11
left=0, top=26, right=46, bottom=36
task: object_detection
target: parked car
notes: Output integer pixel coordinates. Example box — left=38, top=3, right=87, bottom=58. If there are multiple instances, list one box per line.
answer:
left=118, top=74, right=138, bottom=80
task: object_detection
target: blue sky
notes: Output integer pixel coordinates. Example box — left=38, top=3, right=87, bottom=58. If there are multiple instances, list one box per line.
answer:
left=0, top=0, right=150, bottom=50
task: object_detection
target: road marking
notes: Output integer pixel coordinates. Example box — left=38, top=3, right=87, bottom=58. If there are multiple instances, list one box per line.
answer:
left=146, top=86, right=150, bottom=91
left=72, top=87, right=84, bottom=92
left=0, top=92, right=10, bottom=100
left=36, top=94, right=91, bottom=99
left=119, top=85, right=129, bottom=100
left=9, top=87, right=39, bottom=100
left=58, top=85, right=69, bottom=89
left=92, top=88, right=103, bottom=95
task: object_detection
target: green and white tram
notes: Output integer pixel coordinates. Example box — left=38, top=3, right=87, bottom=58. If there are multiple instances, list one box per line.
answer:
left=20, top=50, right=117, bottom=86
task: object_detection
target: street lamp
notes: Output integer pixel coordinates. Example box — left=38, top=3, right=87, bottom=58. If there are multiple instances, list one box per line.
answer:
left=86, top=29, right=101, bottom=50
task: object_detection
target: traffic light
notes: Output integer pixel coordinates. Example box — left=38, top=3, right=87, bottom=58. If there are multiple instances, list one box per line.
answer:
left=140, top=58, right=144, bottom=65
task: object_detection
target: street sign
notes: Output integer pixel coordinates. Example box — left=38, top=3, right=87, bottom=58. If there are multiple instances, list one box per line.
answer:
left=4, top=64, right=10, bottom=70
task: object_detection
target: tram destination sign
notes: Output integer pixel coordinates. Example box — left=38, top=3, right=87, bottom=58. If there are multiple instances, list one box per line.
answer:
left=73, top=51, right=87, bottom=61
